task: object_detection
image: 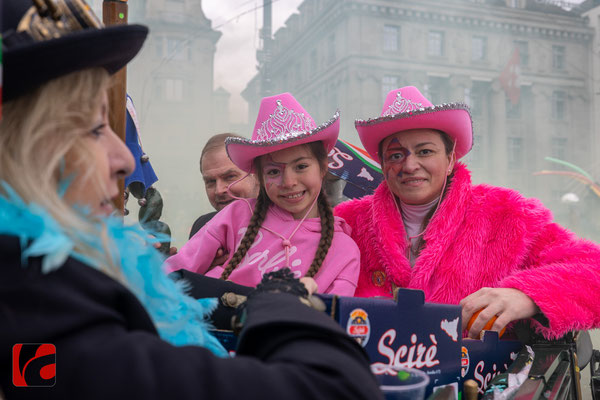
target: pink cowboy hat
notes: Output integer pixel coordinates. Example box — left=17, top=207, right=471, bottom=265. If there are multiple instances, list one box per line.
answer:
left=355, top=86, right=473, bottom=161
left=226, top=92, right=340, bottom=172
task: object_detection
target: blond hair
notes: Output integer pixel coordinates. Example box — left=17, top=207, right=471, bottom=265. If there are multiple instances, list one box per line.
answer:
left=0, top=68, right=124, bottom=282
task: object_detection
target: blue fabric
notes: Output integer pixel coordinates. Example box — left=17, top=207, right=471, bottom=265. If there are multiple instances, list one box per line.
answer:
left=0, top=182, right=226, bottom=356
left=328, top=140, right=384, bottom=199
left=124, top=94, right=158, bottom=195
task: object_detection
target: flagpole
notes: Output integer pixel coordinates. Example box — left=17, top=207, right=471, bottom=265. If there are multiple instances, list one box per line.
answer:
left=103, top=0, right=128, bottom=214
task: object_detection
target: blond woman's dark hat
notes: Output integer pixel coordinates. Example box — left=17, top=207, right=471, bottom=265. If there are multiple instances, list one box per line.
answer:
left=2, top=0, right=148, bottom=102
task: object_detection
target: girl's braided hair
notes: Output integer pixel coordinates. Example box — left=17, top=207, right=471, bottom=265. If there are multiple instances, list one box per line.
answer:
left=220, top=188, right=270, bottom=280
left=220, top=141, right=335, bottom=281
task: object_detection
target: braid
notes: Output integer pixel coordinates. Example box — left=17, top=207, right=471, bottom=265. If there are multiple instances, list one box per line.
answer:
left=220, top=189, right=270, bottom=280
left=305, top=190, right=335, bottom=278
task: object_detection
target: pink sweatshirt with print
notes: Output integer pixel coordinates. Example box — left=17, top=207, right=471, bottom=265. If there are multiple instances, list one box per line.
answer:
left=165, top=199, right=360, bottom=296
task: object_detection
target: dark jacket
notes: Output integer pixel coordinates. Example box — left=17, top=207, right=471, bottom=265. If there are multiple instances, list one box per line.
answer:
left=189, top=211, right=218, bottom=238
left=0, top=235, right=381, bottom=400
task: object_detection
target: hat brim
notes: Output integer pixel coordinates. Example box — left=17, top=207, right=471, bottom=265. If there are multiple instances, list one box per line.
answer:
left=355, top=104, right=473, bottom=161
left=4, top=24, right=148, bottom=101
left=226, top=111, right=340, bottom=172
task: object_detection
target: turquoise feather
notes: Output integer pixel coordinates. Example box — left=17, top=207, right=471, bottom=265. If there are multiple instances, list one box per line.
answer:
left=0, top=182, right=227, bottom=356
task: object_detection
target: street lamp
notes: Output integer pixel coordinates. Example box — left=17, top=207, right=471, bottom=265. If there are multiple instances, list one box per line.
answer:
left=561, top=192, right=580, bottom=232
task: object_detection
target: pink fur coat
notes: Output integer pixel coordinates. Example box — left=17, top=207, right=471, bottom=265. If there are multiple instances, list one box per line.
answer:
left=334, top=163, right=600, bottom=339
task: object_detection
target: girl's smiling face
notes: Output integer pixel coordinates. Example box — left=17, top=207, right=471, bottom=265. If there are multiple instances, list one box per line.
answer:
left=260, top=144, right=326, bottom=219
left=381, top=129, right=454, bottom=205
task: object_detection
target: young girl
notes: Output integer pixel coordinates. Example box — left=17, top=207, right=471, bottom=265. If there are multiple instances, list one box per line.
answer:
left=166, top=93, right=360, bottom=296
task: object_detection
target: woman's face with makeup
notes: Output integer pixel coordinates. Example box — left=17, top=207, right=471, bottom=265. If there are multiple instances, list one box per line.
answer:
left=380, top=129, right=453, bottom=205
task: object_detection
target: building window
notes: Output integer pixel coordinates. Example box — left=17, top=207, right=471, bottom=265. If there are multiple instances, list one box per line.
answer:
left=552, top=90, right=566, bottom=120
left=383, top=25, right=399, bottom=52
left=428, top=31, right=444, bottom=57
left=167, top=37, right=188, bottom=61
left=471, top=90, right=483, bottom=118
left=470, top=82, right=490, bottom=118
left=382, top=75, right=398, bottom=100
left=472, top=36, right=487, bottom=61
left=552, top=45, right=565, bottom=70
left=551, top=137, right=568, bottom=160
left=507, top=137, right=523, bottom=169
left=427, top=84, right=441, bottom=105
left=327, top=34, right=336, bottom=64
left=165, top=79, right=183, bottom=102
left=464, top=88, right=471, bottom=108
left=425, top=77, right=448, bottom=105
left=514, top=40, right=529, bottom=67
left=506, top=98, right=521, bottom=119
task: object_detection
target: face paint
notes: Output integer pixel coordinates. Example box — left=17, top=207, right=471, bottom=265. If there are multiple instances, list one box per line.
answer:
left=383, top=138, right=411, bottom=180
left=383, top=138, right=411, bottom=165
left=262, top=155, right=288, bottom=188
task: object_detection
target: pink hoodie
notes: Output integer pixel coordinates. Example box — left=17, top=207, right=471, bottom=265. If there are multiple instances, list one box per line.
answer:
left=165, top=199, right=360, bottom=296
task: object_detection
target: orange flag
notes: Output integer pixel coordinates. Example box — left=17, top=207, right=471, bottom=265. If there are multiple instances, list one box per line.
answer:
left=499, top=48, right=521, bottom=105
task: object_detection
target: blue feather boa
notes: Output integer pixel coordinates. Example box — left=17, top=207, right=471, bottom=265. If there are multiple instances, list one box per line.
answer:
left=0, top=183, right=227, bottom=356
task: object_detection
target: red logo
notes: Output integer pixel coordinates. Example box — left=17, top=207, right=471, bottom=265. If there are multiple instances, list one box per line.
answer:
left=12, top=344, right=56, bottom=387
left=461, top=346, right=470, bottom=378
left=349, top=325, right=368, bottom=335
left=346, top=308, right=371, bottom=347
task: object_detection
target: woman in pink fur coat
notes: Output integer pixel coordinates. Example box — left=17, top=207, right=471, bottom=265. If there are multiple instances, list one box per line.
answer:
left=335, top=86, right=600, bottom=340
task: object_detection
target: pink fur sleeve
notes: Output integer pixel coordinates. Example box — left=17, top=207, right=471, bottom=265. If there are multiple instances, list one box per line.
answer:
left=499, top=221, right=600, bottom=339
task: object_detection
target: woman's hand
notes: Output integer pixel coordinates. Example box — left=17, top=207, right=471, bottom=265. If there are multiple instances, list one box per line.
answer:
left=300, top=277, right=318, bottom=295
left=148, top=235, right=176, bottom=254
left=460, top=287, right=540, bottom=339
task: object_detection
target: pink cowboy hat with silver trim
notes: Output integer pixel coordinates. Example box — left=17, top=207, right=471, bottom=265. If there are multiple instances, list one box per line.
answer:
left=355, top=86, right=473, bottom=161
left=226, top=92, right=340, bottom=172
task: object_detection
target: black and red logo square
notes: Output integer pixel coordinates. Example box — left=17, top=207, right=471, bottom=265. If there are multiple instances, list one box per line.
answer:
left=12, top=343, right=56, bottom=387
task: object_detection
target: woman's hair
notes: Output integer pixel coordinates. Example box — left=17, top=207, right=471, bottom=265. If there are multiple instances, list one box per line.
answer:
left=0, top=68, right=124, bottom=282
left=220, top=141, right=335, bottom=280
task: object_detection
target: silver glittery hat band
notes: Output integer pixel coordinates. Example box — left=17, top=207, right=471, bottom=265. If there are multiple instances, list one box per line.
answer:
left=226, top=110, right=340, bottom=148
left=355, top=103, right=471, bottom=127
